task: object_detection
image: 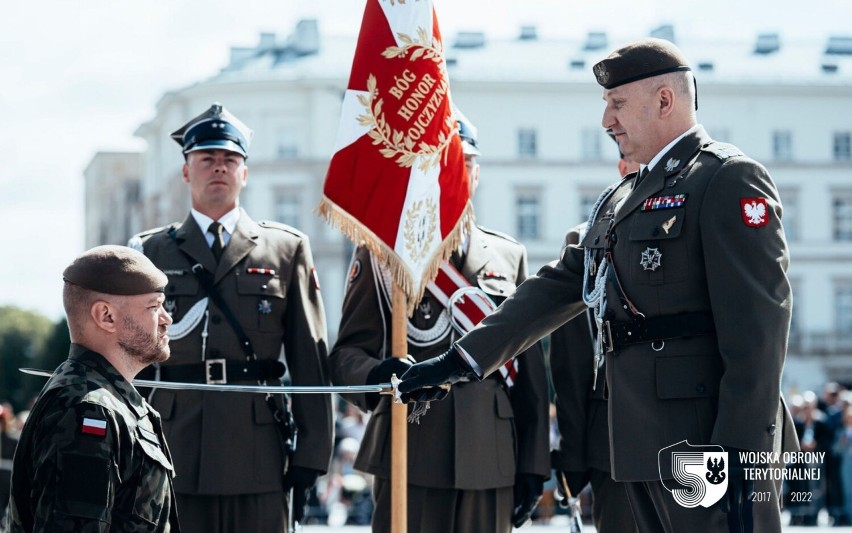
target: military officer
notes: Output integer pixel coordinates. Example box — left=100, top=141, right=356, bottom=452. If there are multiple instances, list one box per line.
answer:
left=400, top=39, right=799, bottom=532
left=329, top=111, right=551, bottom=533
left=129, top=103, right=333, bottom=532
left=9, top=245, right=179, bottom=532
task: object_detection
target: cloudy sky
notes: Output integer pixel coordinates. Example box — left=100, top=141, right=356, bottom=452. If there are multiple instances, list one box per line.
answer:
left=1, top=0, right=849, bottom=320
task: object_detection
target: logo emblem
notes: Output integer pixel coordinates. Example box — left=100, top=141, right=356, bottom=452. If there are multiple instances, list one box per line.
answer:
left=659, top=441, right=728, bottom=508
left=594, top=62, right=610, bottom=85
left=640, top=247, right=662, bottom=271
left=665, top=157, right=680, bottom=172
left=740, top=198, right=769, bottom=227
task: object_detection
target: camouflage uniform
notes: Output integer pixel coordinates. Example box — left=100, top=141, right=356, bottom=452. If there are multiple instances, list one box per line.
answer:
left=9, top=344, right=179, bottom=532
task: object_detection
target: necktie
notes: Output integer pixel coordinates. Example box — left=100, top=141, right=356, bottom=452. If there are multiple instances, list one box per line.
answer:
left=209, top=221, right=225, bottom=261
left=634, top=167, right=650, bottom=190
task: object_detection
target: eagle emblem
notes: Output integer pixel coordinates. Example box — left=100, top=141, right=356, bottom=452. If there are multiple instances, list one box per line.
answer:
left=706, top=456, right=726, bottom=485
left=740, top=197, right=769, bottom=227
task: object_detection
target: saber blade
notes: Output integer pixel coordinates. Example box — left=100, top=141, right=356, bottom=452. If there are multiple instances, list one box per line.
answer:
left=19, top=368, right=392, bottom=395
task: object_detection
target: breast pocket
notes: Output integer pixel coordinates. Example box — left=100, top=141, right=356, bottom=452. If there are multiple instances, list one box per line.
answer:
left=477, top=277, right=516, bottom=304
left=236, top=270, right=286, bottom=332
left=627, top=208, right=688, bottom=284
left=163, top=274, right=201, bottom=322
left=132, top=425, right=174, bottom=527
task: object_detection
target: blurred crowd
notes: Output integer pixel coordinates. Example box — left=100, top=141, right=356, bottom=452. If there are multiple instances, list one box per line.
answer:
left=786, top=382, right=852, bottom=527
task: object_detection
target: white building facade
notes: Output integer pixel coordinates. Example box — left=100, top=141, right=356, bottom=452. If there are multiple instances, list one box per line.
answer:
left=86, top=21, right=852, bottom=391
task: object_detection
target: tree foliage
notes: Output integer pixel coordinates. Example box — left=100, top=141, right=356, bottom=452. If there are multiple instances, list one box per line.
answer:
left=0, top=306, right=68, bottom=412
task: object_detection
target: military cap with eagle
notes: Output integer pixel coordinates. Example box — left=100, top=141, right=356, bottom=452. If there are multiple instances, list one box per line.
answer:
left=593, top=38, right=697, bottom=109
left=170, top=102, right=254, bottom=158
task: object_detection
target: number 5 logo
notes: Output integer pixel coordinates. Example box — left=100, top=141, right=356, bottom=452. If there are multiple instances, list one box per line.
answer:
left=658, top=440, right=728, bottom=508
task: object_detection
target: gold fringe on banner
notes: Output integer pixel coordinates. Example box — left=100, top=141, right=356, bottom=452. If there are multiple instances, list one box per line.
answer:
left=316, top=195, right=474, bottom=316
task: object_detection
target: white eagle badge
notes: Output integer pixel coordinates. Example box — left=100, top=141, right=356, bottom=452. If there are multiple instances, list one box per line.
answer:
left=740, top=197, right=769, bottom=227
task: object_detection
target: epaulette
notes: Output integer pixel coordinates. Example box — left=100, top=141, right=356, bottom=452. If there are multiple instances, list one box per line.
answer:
left=701, top=142, right=744, bottom=161
left=258, top=220, right=304, bottom=238
left=477, top=225, right=520, bottom=244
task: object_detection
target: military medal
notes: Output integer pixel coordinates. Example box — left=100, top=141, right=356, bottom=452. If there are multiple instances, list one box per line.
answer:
left=258, top=299, right=273, bottom=315
left=640, top=247, right=662, bottom=271
left=247, top=267, right=276, bottom=275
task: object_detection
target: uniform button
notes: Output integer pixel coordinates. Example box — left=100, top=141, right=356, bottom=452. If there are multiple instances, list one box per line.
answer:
left=768, top=423, right=777, bottom=436
left=261, top=284, right=268, bottom=290
left=610, top=232, right=618, bottom=243
left=696, top=384, right=706, bottom=394
left=593, top=236, right=600, bottom=245
left=211, top=315, right=221, bottom=325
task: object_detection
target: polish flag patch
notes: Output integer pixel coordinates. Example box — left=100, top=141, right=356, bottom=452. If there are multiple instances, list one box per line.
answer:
left=81, top=417, right=107, bottom=437
left=740, top=198, right=769, bottom=228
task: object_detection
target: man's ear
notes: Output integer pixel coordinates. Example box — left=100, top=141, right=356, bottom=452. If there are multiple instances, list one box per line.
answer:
left=658, top=86, right=675, bottom=117
left=90, top=300, right=118, bottom=333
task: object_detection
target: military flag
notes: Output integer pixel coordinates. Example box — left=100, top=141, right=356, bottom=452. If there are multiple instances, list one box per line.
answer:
left=319, top=0, right=471, bottom=312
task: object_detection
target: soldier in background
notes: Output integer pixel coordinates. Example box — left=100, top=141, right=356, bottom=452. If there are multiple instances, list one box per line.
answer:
left=549, top=135, right=638, bottom=533
left=130, top=103, right=333, bottom=532
left=8, top=245, right=178, bottom=531
left=329, top=110, right=551, bottom=533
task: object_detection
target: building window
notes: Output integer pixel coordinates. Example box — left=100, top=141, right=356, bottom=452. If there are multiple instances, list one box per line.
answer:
left=516, top=189, right=541, bottom=240
left=834, top=131, right=852, bottom=162
left=582, top=128, right=602, bottom=160
left=276, top=127, right=299, bottom=159
left=833, top=192, right=852, bottom=241
left=778, top=189, right=798, bottom=241
left=518, top=128, right=537, bottom=158
left=274, top=188, right=302, bottom=228
left=837, top=284, right=852, bottom=333
left=772, top=130, right=792, bottom=161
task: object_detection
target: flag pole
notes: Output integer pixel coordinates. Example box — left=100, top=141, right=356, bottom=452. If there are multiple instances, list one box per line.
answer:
left=391, top=282, right=408, bottom=533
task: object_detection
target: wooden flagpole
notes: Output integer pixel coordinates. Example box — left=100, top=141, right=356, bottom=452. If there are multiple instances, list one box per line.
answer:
left=391, top=283, right=408, bottom=533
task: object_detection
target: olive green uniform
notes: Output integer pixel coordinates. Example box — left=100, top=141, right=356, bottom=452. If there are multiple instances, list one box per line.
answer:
left=131, top=209, right=333, bottom=531
left=331, top=226, right=551, bottom=533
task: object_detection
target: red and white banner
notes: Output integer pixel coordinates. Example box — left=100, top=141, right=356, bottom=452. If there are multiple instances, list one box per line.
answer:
left=319, top=0, right=472, bottom=312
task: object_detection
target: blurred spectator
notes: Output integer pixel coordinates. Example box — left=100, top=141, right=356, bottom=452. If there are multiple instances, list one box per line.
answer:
left=822, top=382, right=849, bottom=525
left=788, top=391, right=833, bottom=526
left=1, top=402, right=18, bottom=531
left=337, top=402, right=369, bottom=443
left=324, top=437, right=373, bottom=526
left=833, top=404, right=852, bottom=527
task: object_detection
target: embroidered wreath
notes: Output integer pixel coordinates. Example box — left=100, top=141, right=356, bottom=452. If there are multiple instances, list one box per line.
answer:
left=357, top=28, right=457, bottom=172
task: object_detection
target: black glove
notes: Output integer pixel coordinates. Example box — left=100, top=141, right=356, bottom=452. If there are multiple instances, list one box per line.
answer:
left=397, top=346, right=478, bottom=403
left=283, top=466, right=321, bottom=524
left=553, top=470, right=590, bottom=507
left=512, top=473, right=545, bottom=528
left=718, top=447, right=755, bottom=523
left=365, top=356, right=414, bottom=410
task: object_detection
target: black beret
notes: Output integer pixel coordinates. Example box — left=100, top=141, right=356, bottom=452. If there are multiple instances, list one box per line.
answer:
left=63, top=245, right=167, bottom=295
left=593, top=38, right=691, bottom=90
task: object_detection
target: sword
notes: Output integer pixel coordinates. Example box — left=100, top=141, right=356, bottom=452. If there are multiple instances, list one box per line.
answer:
left=20, top=368, right=396, bottom=396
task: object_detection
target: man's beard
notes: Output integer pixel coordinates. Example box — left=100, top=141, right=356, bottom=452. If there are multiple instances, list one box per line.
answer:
left=118, top=315, right=170, bottom=366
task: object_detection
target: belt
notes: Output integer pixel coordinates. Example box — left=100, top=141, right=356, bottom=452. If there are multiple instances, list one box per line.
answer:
left=600, top=311, right=715, bottom=353
left=137, top=359, right=286, bottom=385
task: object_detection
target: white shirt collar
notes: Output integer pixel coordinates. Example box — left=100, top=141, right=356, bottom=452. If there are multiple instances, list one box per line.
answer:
left=640, top=125, right=699, bottom=175
left=191, top=207, right=241, bottom=246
